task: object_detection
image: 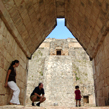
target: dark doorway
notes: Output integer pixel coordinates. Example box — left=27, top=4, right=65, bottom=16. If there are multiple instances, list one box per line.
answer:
left=57, top=50, right=61, bottom=55
left=83, top=96, right=89, bottom=103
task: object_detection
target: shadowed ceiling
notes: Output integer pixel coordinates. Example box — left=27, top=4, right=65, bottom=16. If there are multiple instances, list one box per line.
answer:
left=0, top=0, right=109, bottom=59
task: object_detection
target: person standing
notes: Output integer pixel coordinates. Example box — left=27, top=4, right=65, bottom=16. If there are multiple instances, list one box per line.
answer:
left=75, top=85, right=82, bottom=107
left=30, top=83, right=46, bottom=106
left=5, top=60, right=20, bottom=105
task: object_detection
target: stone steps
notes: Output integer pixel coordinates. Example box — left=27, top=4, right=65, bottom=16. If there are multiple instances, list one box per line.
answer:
left=0, top=106, right=109, bottom=109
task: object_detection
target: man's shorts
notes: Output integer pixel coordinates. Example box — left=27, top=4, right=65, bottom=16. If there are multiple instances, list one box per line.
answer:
left=30, top=95, right=40, bottom=101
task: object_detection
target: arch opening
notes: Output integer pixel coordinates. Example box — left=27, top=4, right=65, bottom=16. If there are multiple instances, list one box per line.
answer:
left=26, top=19, right=95, bottom=107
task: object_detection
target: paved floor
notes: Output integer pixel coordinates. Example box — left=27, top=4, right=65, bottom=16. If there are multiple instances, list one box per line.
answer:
left=0, top=106, right=109, bottom=109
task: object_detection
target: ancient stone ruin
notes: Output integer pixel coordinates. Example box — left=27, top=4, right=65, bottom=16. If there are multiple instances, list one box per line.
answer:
left=0, top=0, right=109, bottom=107
left=26, top=38, right=95, bottom=107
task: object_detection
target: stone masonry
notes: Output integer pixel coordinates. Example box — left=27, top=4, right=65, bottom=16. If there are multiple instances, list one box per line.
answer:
left=0, top=18, right=28, bottom=105
left=1, top=0, right=109, bottom=106
left=0, top=105, right=109, bottom=109
left=43, top=56, right=74, bottom=107
left=93, top=32, right=109, bottom=106
left=26, top=38, right=95, bottom=107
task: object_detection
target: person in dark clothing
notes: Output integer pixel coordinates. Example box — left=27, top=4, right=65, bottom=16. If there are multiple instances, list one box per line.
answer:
left=5, top=60, right=20, bottom=105
left=75, top=86, right=82, bottom=107
left=30, top=83, right=46, bottom=106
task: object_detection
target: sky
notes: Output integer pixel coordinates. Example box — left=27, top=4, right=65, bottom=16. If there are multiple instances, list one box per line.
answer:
left=46, top=18, right=75, bottom=39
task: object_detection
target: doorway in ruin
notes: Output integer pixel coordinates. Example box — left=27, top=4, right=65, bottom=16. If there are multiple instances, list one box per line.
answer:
left=83, top=96, right=89, bottom=104
left=26, top=19, right=95, bottom=107
left=56, top=50, right=61, bottom=55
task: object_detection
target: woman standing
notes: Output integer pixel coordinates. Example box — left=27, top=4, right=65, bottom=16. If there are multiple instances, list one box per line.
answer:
left=5, top=60, right=20, bottom=105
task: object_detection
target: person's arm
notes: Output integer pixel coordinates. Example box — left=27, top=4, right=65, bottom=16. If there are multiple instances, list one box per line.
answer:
left=80, top=91, right=82, bottom=98
left=80, top=94, right=82, bottom=98
left=42, top=89, right=45, bottom=98
left=74, top=91, right=76, bottom=98
left=5, top=69, right=11, bottom=87
left=42, top=94, right=44, bottom=98
left=34, top=93, right=42, bottom=98
left=15, top=72, right=16, bottom=81
left=33, top=87, right=42, bottom=98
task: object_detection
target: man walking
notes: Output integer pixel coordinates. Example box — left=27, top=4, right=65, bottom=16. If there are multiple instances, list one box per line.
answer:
left=30, top=83, right=46, bottom=106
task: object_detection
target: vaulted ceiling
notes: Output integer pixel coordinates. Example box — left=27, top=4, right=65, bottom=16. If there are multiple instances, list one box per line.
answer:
left=0, top=0, right=109, bottom=59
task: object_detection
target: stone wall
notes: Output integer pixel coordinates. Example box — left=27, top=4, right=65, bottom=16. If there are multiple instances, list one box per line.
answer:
left=49, top=38, right=81, bottom=55
left=26, top=47, right=49, bottom=104
left=70, top=48, right=95, bottom=105
left=0, top=18, right=28, bottom=105
left=93, top=33, right=109, bottom=106
left=42, top=56, right=75, bottom=107
left=26, top=38, right=95, bottom=106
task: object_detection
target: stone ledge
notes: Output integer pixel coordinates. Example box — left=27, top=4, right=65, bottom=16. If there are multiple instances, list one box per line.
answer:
left=1, top=106, right=109, bottom=109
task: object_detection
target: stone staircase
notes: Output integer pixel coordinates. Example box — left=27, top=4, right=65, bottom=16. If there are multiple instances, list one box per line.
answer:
left=0, top=106, right=109, bottom=109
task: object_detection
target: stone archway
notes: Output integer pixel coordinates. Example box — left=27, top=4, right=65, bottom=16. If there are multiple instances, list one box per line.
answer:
left=0, top=0, right=109, bottom=106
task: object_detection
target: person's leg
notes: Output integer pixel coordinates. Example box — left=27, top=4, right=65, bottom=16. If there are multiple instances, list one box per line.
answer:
left=31, top=96, right=37, bottom=103
left=40, top=97, right=46, bottom=103
left=36, top=97, right=46, bottom=106
left=30, top=95, right=37, bottom=106
left=79, top=100, right=81, bottom=107
left=8, top=81, right=20, bottom=105
left=76, top=100, right=77, bottom=107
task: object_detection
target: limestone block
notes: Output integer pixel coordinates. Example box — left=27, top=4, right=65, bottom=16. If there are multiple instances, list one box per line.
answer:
left=102, top=86, right=108, bottom=97
left=2, top=0, right=15, bottom=10
left=1, top=69, right=7, bottom=84
left=3, top=57, right=9, bottom=71
left=99, top=73, right=104, bottom=81
left=0, top=83, right=5, bottom=94
left=0, top=95, right=5, bottom=106
left=40, top=43, right=50, bottom=48
left=97, top=18, right=103, bottom=29
left=2, top=105, right=18, bottom=109
left=104, top=59, right=109, bottom=69
left=89, top=94, right=95, bottom=104
left=9, top=7, right=21, bottom=24
left=5, top=52, right=13, bottom=64
left=0, top=54, right=4, bottom=68
left=98, top=80, right=105, bottom=90
left=19, top=88, right=24, bottom=99
left=29, top=12, right=37, bottom=23
left=106, top=68, right=109, bottom=78
left=22, top=14, right=30, bottom=26
left=17, top=80, right=24, bottom=89
left=0, top=38, right=3, bottom=54
left=69, top=43, right=82, bottom=48
left=97, top=89, right=103, bottom=97
left=3, top=95, right=8, bottom=105
left=19, top=8, right=28, bottom=21
left=0, top=21, right=4, bottom=34
left=91, top=30, right=99, bottom=44
left=25, top=1, right=34, bottom=16
left=95, top=24, right=101, bottom=34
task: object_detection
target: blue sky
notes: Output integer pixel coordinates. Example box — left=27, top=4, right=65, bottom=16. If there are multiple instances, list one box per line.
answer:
left=46, top=18, right=75, bottom=39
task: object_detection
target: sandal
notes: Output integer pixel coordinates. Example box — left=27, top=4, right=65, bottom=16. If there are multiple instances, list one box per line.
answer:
left=9, top=102, right=14, bottom=105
